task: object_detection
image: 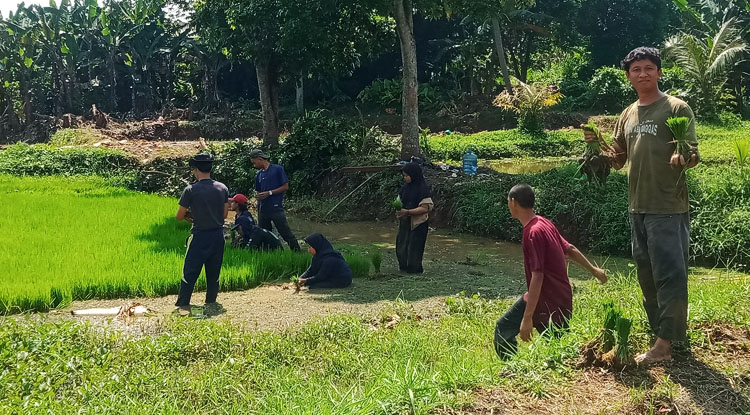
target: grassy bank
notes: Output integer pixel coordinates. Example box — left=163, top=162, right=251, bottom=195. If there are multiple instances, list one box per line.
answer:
left=1, top=269, right=748, bottom=414
left=0, top=176, right=369, bottom=313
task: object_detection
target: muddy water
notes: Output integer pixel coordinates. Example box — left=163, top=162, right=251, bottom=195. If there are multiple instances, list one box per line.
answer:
left=289, top=216, right=524, bottom=263
left=288, top=216, right=631, bottom=279
left=479, top=157, right=572, bottom=174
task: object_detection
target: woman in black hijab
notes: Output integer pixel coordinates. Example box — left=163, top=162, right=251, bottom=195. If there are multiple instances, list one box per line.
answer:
left=297, top=233, right=353, bottom=289
left=395, top=162, right=434, bottom=274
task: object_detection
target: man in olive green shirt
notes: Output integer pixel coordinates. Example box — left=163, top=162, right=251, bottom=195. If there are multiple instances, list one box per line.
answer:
left=586, top=47, right=699, bottom=364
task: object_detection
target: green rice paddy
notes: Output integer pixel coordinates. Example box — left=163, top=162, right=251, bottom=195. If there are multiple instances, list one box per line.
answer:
left=0, top=175, right=369, bottom=313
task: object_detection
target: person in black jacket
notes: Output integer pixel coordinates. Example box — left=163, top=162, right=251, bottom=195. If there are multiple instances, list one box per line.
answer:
left=297, top=233, right=352, bottom=289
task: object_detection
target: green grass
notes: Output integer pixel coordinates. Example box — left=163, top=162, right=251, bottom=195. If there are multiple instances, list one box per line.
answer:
left=1, top=270, right=748, bottom=413
left=425, top=122, right=749, bottom=165
left=427, top=129, right=583, bottom=160
left=0, top=175, right=369, bottom=313
left=696, top=122, right=750, bottom=164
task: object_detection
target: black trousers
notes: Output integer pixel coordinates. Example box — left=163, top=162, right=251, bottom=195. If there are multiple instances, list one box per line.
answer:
left=258, top=207, right=301, bottom=252
left=493, top=297, right=569, bottom=358
left=630, top=213, right=690, bottom=342
left=396, top=219, right=428, bottom=274
left=176, top=229, right=225, bottom=307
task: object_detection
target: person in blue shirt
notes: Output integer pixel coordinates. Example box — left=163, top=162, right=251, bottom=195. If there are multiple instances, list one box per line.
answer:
left=175, top=153, right=229, bottom=315
left=297, top=233, right=352, bottom=289
left=250, top=149, right=301, bottom=251
left=228, top=193, right=283, bottom=251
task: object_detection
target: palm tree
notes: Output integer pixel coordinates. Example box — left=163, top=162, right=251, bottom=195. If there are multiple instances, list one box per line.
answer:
left=663, top=17, right=748, bottom=120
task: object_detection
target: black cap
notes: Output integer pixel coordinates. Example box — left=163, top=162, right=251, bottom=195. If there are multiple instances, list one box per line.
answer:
left=190, top=153, right=214, bottom=163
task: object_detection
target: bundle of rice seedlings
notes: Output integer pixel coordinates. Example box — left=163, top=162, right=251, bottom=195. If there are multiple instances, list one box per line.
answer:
left=602, top=301, right=619, bottom=353
left=577, top=121, right=612, bottom=185
left=666, top=116, right=692, bottom=161
left=371, top=250, right=382, bottom=273
left=614, top=316, right=633, bottom=363
left=392, top=196, right=403, bottom=211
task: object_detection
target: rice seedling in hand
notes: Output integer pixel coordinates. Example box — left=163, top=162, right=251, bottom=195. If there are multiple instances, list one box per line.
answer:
left=577, top=121, right=612, bottom=185
left=666, top=116, right=693, bottom=162
left=391, top=196, right=403, bottom=211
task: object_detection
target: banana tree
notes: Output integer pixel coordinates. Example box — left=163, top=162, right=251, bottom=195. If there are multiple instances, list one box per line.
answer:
left=0, top=7, right=41, bottom=125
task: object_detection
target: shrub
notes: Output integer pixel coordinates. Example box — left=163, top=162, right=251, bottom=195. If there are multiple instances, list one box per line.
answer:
left=357, top=79, right=443, bottom=111
left=588, top=67, right=635, bottom=114
left=494, top=81, right=562, bottom=135
left=280, top=110, right=358, bottom=195
left=0, top=143, right=138, bottom=177
left=209, top=138, right=259, bottom=195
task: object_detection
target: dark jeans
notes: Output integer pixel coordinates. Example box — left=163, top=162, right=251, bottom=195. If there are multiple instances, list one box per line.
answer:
left=396, top=219, right=428, bottom=274
left=494, top=297, right=569, bottom=358
left=176, top=229, right=225, bottom=307
left=630, top=213, right=690, bottom=342
left=258, top=207, right=301, bottom=251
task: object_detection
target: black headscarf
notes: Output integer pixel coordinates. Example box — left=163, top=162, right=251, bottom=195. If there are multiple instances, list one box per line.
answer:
left=399, top=162, right=431, bottom=209
left=304, top=233, right=335, bottom=256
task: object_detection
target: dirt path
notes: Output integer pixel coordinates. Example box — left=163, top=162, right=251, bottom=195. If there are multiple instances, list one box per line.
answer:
left=53, top=218, right=628, bottom=332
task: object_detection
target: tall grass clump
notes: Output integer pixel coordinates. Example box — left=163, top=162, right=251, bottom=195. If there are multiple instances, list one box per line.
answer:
left=0, top=175, right=368, bottom=313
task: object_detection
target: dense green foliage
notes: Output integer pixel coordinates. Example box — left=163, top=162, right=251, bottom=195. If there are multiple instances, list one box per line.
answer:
left=0, top=143, right=137, bottom=176
left=0, top=176, right=369, bottom=313
left=0, top=269, right=747, bottom=413
left=280, top=110, right=359, bottom=195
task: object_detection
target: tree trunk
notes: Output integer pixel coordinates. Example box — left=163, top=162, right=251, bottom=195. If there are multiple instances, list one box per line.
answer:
left=491, top=17, right=513, bottom=95
left=393, top=0, right=420, bottom=160
left=256, top=59, right=280, bottom=147
left=109, top=52, right=118, bottom=113
left=202, top=62, right=219, bottom=110
left=21, top=72, right=33, bottom=125
left=296, top=75, right=304, bottom=113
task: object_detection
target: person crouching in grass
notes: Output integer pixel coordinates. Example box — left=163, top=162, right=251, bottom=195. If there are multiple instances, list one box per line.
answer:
left=494, top=184, right=608, bottom=358
left=229, top=193, right=283, bottom=251
left=296, top=233, right=352, bottom=289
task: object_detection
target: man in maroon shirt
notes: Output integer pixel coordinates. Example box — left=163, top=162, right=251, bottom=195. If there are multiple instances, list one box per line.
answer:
left=494, top=184, right=608, bottom=358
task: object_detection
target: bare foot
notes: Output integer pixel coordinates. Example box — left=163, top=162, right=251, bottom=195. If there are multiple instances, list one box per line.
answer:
left=635, top=348, right=672, bottom=365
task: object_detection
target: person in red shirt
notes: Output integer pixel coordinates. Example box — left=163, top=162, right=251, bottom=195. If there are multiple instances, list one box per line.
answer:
left=494, top=184, right=608, bottom=358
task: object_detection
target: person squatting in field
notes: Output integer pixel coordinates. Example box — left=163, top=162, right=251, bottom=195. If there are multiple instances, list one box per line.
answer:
left=175, top=153, right=229, bottom=316
left=228, top=193, right=283, bottom=251
left=494, top=184, right=607, bottom=358
left=296, top=233, right=353, bottom=289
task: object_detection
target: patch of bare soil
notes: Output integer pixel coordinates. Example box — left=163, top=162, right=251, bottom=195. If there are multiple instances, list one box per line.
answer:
left=435, top=371, right=634, bottom=415
left=54, top=280, right=447, bottom=333
left=87, top=137, right=208, bottom=162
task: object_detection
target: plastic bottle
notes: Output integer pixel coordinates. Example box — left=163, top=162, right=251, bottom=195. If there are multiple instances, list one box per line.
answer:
left=463, top=146, right=478, bottom=176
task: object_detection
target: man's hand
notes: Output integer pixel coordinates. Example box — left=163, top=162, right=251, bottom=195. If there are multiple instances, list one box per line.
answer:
left=255, top=191, right=270, bottom=201
left=592, top=267, right=607, bottom=284
left=395, top=209, right=409, bottom=218
left=520, top=317, right=533, bottom=342
left=670, top=153, right=699, bottom=169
